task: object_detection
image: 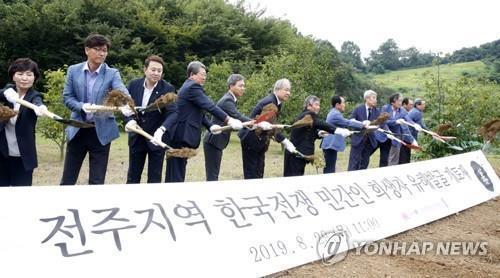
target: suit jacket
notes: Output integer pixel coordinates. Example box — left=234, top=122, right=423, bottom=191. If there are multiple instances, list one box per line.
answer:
left=126, top=78, right=176, bottom=150
left=0, top=85, right=43, bottom=170
left=408, top=107, right=427, bottom=139
left=171, top=79, right=227, bottom=148
left=63, top=62, right=128, bottom=146
left=290, top=110, right=336, bottom=155
left=320, top=108, right=364, bottom=152
left=350, top=104, right=380, bottom=148
left=203, top=91, right=251, bottom=150
left=238, top=93, right=286, bottom=152
left=380, top=104, right=415, bottom=146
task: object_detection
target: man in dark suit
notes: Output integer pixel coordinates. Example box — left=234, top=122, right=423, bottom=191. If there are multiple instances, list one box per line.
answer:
left=399, top=97, right=414, bottom=164
left=124, top=55, right=176, bottom=183
left=60, top=34, right=131, bottom=185
left=320, top=95, right=367, bottom=173
left=164, top=61, right=243, bottom=182
left=283, top=95, right=351, bottom=177
left=348, top=90, right=380, bottom=171
left=203, top=74, right=252, bottom=181
left=380, top=93, right=417, bottom=166
left=238, top=78, right=297, bottom=179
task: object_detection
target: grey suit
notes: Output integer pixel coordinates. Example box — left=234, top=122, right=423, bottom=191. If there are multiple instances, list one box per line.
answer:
left=203, top=92, right=251, bottom=181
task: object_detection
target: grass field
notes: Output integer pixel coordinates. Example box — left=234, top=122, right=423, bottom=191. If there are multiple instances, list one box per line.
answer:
left=369, top=61, right=489, bottom=96
left=32, top=132, right=499, bottom=186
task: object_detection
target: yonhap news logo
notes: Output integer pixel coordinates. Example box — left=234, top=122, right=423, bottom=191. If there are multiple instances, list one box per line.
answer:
left=316, top=235, right=489, bottom=265
left=316, top=230, right=350, bottom=265
left=352, top=240, right=488, bottom=256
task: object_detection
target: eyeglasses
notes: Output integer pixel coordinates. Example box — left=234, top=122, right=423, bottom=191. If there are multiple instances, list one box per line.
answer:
left=91, top=47, right=108, bottom=53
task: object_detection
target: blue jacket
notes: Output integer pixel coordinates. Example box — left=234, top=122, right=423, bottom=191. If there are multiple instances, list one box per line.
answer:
left=320, top=108, right=364, bottom=151
left=379, top=104, right=415, bottom=146
left=63, top=62, right=128, bottom=145
left=171, top=79, right=228, bottom=148
left=407, top=107, right=427, bottom=139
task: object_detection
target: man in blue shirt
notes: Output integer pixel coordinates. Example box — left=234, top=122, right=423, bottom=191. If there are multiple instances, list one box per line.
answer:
left=60, top=34, right=131, bottom=185
left=320, top=95, right=367, bottom=173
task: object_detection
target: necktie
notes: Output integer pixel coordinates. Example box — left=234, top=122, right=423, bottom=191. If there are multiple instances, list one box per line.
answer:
left=368, top=108, right=372, bottom=120
left=82, top=73, right=88, bottom=122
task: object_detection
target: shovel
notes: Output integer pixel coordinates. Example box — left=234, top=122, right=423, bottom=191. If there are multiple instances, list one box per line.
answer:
left=209, top=110, right=277, bottom=133
left=15, top=98, right=94, bottom=128
left=125, top=122, right=197, bottom=159
left=399, top=119, right=462, bottom=150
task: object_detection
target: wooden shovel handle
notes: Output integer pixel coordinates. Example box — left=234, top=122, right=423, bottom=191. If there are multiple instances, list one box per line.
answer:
left=126, top=124, right=168, bottom=149
left=210, top=121, right=254, bottom=133
left=85, top=105, right=121, bottom=112
left=15, top=98, right=59, bottom=118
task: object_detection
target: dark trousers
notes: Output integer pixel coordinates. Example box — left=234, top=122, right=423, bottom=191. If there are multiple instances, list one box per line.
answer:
left=348, top=141, right=376, bottom=171
left=241, top=141, right=265, bottom=179
left=203, top=142, right=223, bottom=181
left=60, top=128, right=111, bottom=185
left=126, top=144, right=165, bottom=184
left=165, top=156, right=187, bottom=183
left=378, top=140, right=392, bottom=167
left=0, top=155, right=33, bottom=186
left=283, top=151, right=306, bottom=177
left=399, top=145, right=411, bottom=164
left=323, top=149, right=338, bottom=174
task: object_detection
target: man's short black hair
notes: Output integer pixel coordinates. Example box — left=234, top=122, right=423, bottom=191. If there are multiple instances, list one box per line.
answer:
left=331, top=95, right=343, bottom=107
left=84, top=34, right=111, bottom=49
left=402, top=97, right=411, bottom=106
left=389, top=93, right=401, bottom=104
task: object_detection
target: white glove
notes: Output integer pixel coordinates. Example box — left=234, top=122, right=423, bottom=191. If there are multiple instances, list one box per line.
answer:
left=210, top=124, right=222, bottom=135
left=119, top=105, right=134, bottom=117
left=365, top=125, right=378, bottom=131
left=318, top=130, right=329, bottom=138
left=153, top=126, right=166, bottom=144
left=124, top=120, right=137, bottom=133
left=362, top=120, right=371, bottom=127
left=227, top=117, right=243, bottom=130
left=82, top=103, right=94, bottom=113
left=281, top=138, right=296, bottom=153
left=412, top=139, right=419, bottom=147
left=33, top=104, right=48, bottom=117
left=334, top=127, right=352, bottom=137
left=256, top=121, right=273, bottom=130
left=414, top=123, right=423, bottom=131
left=396, top=118, right=406, bottom=125
left=3, top=88, right=19, bottom=104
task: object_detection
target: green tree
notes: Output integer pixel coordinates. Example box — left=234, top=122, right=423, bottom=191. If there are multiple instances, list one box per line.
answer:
left=340, top=41, right=365, bottom=71
left=38, top=67, right=69, bottom=160
left=414, top=73, right=500, bottom=159
left=367, top=38, right=401, bottom=72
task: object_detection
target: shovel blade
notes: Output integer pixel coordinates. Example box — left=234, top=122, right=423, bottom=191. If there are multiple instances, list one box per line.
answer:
left=54, top=118, right=95, bottom=128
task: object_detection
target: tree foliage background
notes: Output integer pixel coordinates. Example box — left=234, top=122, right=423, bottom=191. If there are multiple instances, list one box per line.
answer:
left=0, top=0, right=385, bottom=123
left=1, top=0, right=497, bottom=159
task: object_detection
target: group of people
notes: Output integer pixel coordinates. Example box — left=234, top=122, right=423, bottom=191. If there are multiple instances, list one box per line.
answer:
left=0, top=33, right=428, bottom=186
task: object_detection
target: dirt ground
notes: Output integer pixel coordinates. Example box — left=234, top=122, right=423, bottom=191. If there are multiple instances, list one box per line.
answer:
left=272, top=196, right=500, bottom=278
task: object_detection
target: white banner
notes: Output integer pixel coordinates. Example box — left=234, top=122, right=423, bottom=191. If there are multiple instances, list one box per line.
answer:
left=0, top=151, right=498, bottom=277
